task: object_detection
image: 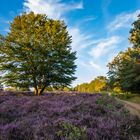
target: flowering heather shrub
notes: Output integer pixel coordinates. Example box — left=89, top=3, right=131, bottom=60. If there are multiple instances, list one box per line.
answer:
left=0, top=91, right=140, bottom=140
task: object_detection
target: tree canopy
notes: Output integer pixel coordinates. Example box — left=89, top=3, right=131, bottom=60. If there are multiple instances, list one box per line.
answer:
left=129, top=14, right=140, bottom=47
left=0, top=12, right=77, bottom=95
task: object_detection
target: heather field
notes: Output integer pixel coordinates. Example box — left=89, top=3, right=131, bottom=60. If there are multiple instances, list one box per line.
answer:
left=0, top=91, right=140, bottom=140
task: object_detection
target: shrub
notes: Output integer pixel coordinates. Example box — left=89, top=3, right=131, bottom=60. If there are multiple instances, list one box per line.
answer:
left=0, top=91, right=139, bottom=140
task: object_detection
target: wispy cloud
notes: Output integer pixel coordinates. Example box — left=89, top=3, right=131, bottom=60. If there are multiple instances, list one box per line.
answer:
left=23, top=0, right=83, bottom=19
left=73, top=60, right=105, bottom=85
left=108, top=10, right=140, bottom=32
left=0, top=17, right=10, bottom=34
left=79, top=16, right=96, bottom=24
left=68, top=27, right=99, bottom=52
left=0, top=18, right=10, bottom=24
left=89, top=61, right=102, bottom=71
left=77, top=60, right=101, bottom=71
left=89, top=36, right=120, bottom=58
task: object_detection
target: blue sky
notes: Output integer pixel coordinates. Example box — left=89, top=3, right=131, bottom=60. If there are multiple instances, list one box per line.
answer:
left=0, top=0, right=140, bottom=86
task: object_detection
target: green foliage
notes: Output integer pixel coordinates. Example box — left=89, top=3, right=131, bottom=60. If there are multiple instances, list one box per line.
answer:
left=108, top=15, right=140, bottom=94
left=44, top=85, right=71, bottom=92
left=0, top=34, right=5, bottom=46
left=95, top=98, right=105, bottom=105
left=0, top=12, right=76, bottom=95
left=114, top=92, right=140, bottom=104
left=113, top=82, right=122, bottom=93
left=126, top=96, right=140, bottom=104
left=4, top=87, right=17, bottom=91
left=75, top=83, right=89, bottom=92
left=56, top=122, right=87, bottom=140
left=108, top=47, right=140, bottom=93
left=129, top=14, right=140, bottom=47
left=0, top=83, right=3, bottom=90
left=75, top=76, right=107, bottom=93
left=0, top=35, right=5, bottom=91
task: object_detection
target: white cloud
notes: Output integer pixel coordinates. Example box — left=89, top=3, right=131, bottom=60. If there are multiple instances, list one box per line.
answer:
left=23, top=0, right=83, bottom=19
left=79, top=16, right=96, bottom=23
left=72, top=59, right=107, bottom=86
left=89, top=36, right=120, bottom=58
left=108, top=10, right=140, bottom=32
left=0, top=18, right=9, bottom=24
left=89, top=61, right=101, bottom=71
left=77, top=60, right=101, bottom=71
left=68, top=27, right=112, bottom=53
left=68, top=27, right=97, bottom=52
left=0, top=18, right=10, bottom=33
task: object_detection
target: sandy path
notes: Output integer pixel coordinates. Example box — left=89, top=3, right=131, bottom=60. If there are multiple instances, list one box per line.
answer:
left=119, top=99, right=140, bottom=118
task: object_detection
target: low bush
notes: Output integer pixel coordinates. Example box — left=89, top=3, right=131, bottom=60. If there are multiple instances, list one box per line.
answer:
left=0, top=91, right=139, bottom=140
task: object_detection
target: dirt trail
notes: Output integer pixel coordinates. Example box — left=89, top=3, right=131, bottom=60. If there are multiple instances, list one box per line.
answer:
left=119, top=99, right=140, bottom=118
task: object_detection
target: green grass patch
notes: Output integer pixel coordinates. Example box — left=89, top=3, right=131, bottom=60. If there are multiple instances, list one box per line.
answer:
left=125, top=96, right=140, bottom=104
left=110, top=92, right=140, bottom=105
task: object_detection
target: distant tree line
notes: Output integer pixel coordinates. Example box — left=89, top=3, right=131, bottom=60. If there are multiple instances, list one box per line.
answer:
left=74, top=76, right=108, bottom=93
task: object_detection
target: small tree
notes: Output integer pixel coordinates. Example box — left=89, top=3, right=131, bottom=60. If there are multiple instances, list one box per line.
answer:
left=0, top=12, right=77, bottom=95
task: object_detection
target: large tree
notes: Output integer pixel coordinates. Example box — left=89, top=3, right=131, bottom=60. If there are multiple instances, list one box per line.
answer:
left=108, top=48, right=140, bottom=93
left=107, top=15, right=140, bottom=93
left=0, top=12, right=77, bottom=95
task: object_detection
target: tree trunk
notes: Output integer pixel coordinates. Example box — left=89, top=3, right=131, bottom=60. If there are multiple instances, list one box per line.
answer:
left=38, top=86, right=46, bottom=96
left=38, top=88, right=41, bottom=96
left=34, top=87, right=38, bottom=95
left=34, top=85, right=46, bottom=96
